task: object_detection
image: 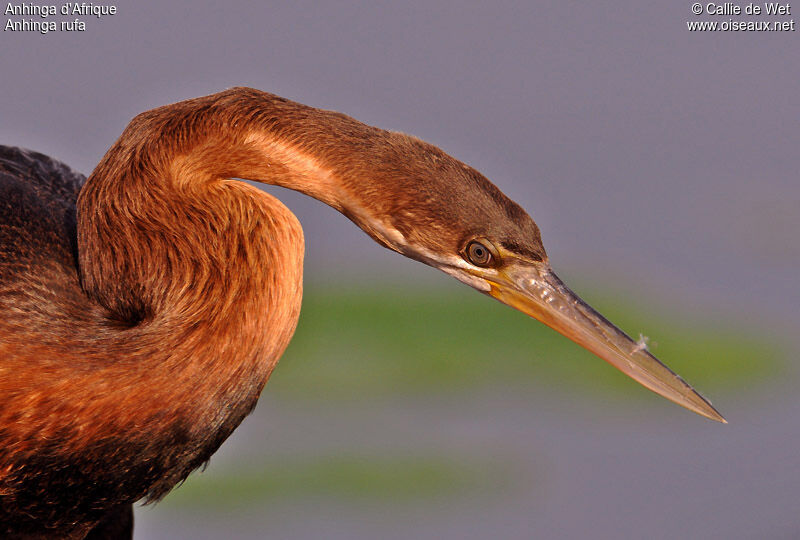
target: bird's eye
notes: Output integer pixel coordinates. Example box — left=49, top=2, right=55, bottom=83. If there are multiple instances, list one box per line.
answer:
left=465, top=241, right=493, bottom=267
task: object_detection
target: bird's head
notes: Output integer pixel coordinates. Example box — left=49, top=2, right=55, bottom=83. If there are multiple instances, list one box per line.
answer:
left=339, top=132, right=725, bottom=423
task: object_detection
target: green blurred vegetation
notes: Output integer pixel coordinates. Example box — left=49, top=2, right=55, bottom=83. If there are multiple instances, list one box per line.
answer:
left=165, top=455, right=514, bottom=508
left=270, top=284, right=784, bottom=400
left=165, top=283, right=784, bottom=507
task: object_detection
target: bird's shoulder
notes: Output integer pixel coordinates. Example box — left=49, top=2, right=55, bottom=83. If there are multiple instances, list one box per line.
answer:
left=0, top=145, right=83, bottom=271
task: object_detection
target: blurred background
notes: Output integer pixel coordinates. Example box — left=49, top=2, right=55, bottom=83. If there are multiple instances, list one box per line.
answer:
left=2, top=1, right=798, bottom=538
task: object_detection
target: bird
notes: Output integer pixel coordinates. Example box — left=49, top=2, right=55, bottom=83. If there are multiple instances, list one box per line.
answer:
left=0, top=87, right=725, bottom=538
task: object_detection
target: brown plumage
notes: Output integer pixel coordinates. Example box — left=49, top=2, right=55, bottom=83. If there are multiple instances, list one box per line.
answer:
left=0, top=88, right=724, bottom=538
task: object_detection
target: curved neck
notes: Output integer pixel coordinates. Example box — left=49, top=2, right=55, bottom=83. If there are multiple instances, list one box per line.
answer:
left=18, top=89, right=372, bottom=517
left=78, top=89, right=351, bottom=318
left=74, top=91, right=324, bottom=414
left=87, top=87, right=376, bottom=208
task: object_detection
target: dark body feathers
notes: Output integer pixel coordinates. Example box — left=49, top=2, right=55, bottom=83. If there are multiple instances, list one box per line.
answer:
left=0, top=146, right=82, bottom=277
left=0, top=147, right=135, bottom=538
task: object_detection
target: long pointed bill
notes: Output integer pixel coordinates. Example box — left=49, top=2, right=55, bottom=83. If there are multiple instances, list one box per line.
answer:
left=487, top=264, right=726, bottom=423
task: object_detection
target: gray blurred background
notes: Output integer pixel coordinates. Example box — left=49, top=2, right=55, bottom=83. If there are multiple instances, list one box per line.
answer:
left=2, top=1, right=798, bottom=539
